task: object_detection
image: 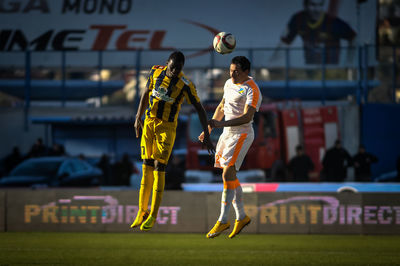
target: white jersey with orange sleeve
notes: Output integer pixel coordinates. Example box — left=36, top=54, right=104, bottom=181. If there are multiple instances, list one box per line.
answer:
left=223, top=77, right=262, bottom=130
left=214, top=77, right=262, bottom=171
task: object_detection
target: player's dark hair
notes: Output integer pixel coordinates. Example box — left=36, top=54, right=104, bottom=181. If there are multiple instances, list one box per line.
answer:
left=231, top=56, right=251, bottom=72
left=168, top=51, right=185, bottom=65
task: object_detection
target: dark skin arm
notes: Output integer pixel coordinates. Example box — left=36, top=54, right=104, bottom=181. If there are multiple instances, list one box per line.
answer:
left=134, top=89, right=150, bottom=138
left=198, top=98, right=225, bottom=140
left=193, top=101, right=215, bottom=154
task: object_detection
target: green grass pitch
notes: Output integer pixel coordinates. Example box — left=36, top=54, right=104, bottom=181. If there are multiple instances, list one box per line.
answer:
left=1, top=232, right=400, bottom=265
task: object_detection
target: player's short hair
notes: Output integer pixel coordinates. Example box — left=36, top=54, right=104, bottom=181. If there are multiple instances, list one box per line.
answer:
left=168, top=51, right=185, bottom=65
left=231, top=56, right=251, bottom=72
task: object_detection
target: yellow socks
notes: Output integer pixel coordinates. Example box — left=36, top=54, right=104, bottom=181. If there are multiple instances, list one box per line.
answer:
left=134, top=167, right=165, bottom=231
left=131, top=164, right=154, bottom=228
left=149, top=170, right=165, bottom=218
left=138, top=164, right=154, bottom=214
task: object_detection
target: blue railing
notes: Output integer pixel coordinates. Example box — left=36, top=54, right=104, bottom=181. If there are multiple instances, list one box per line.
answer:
left=0, top=45, right=399, bottom=129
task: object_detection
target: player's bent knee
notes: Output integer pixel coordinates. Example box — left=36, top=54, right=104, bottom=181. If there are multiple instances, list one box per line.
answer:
left=222, top=166, right=237, bottom=181
left=154, top=161, right=166, bottom=172
left=143, top=159, right=155, bottom=167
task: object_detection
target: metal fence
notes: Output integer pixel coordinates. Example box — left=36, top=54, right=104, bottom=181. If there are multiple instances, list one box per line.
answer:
left=0, top=45, right=399, bottom=128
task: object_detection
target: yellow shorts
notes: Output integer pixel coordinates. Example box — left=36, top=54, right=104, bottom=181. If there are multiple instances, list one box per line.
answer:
left=140, top=117, right=177, bottom=165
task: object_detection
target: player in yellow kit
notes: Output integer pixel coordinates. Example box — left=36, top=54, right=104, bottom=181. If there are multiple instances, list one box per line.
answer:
left=131, top=51, right=215, bottom=231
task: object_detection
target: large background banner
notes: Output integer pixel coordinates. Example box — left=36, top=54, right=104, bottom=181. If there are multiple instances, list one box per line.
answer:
left=0, top=0, right=376, bottom=67
left=3, top=190, right=400, bottom=234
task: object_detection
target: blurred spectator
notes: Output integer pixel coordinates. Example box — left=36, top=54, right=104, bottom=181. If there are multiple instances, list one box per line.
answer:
left=270, top=160, right=287, bottom=182
left=379, top=19, right=394, bottom=46
left=165, top=154, right=185, bottom=190
left=2, top=146, right=23, bottom=175
left=97, top=154, right=112, bottom=185
left=321, top=140, right=352, bottom=182
left=378, top=19, right=395, bottom=61
left=113, top=153, right=138, bottom=186
left=78, top=154, right=86, bottom=161
left=48, top=143, right=66, bottom=156
left=287, top=145, right=314, bottom=182
left=352, top=145, right=378, bottom=182
left=26, top=138, right=47, bottom=158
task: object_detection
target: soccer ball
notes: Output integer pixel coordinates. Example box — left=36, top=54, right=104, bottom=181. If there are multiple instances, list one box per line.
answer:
left=213, top=32, right=236, bottom=54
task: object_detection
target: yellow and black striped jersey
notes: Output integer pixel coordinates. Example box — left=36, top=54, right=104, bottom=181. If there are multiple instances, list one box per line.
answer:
left=145, top=65, right=200, bottom=123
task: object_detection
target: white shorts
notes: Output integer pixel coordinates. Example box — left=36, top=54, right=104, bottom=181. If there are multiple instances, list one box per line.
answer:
left=214, top=127, right=254, bottom=171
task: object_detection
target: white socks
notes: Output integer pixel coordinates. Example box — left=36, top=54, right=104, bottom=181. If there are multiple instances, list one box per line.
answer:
left=218, top=188, right=235, bottom=223
left=233, top=185, right=246, bottom=220
left=218, top=179, right=245, bottom=223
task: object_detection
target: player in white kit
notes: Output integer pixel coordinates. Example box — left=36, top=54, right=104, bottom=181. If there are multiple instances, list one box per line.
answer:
left=199, top=56, right=262, bottom=238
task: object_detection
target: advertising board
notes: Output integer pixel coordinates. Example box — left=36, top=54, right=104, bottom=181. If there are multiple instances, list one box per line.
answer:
left=3, top=190, right=400, bottom=234
left=0, top=0, right=376, bottom=67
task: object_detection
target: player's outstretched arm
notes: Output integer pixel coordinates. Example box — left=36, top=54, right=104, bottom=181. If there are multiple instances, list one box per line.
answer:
left=210, top=104, right=256, bottom=128
left=134, top=89, right=150, bottom=138
left=198, top=98, right=224, bottom=142
left=193, top=101, right=215, bottom=154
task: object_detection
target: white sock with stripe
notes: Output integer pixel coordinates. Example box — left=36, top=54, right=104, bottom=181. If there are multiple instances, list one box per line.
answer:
left=218, top=187, right=235, bottom=224
left=232, top=185, right=246, bottom=221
